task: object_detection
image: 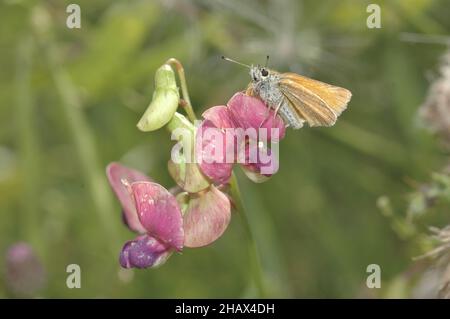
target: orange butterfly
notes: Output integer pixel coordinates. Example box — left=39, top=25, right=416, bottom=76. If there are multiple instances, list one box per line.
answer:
left=223, top=56, right=352, bottom=129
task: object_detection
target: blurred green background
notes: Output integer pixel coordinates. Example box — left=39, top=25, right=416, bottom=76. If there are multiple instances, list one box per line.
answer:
left=1, top=0, right=450, bottom=298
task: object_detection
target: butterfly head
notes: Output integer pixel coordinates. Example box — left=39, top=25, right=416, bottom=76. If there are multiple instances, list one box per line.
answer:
left=250, top=65, right=270, bottom=83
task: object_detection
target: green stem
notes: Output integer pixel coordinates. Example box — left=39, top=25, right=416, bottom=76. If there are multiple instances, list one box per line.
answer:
left=165, top=58, right=197, bottom=122
left=230, top=174, right=266, bottom=297
left=33, top=11, right=119, bottom=252
left=16, top=36, right=42, bottom=252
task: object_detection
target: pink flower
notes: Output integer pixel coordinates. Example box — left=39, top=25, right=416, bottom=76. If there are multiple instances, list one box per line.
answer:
left=196, top=92, right=285, bottom=184
left=5, top=242, right=46, bottom=296
left=106, top=162, right=231, bottom=269
left=107, top=163, right=183, bottom=268
left=106, top=92, right=284, bottom=269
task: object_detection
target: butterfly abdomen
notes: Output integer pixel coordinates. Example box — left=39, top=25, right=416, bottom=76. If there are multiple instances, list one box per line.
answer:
left=278, top=99, right=304, bottom=129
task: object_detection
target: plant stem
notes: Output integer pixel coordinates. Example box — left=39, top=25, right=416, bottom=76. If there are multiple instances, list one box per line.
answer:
left=16, top=35, right=42, bottom=252
left=33, top=11, right=119, bottom=252
left=165, top=58, right=197, bottom=122
left=229, top=173, right=266, bottom=297
left=169, top=57, right=266, bottom=296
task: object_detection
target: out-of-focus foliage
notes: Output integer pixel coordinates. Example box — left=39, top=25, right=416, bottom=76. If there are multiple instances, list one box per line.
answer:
left=0, top=0, right=450, bottom=298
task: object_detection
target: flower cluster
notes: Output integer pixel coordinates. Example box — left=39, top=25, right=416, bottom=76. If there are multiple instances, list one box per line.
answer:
left=196, top=92, right=285, bottom=184
left=106, top=61, right=286, bottom=269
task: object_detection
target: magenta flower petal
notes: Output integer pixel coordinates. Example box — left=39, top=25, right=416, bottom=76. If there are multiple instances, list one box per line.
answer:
left=202, top=105, right=236, bottom=128
left=196, top=119, right=234, bottom=185
left=131, top=181, right=184, bottom=251
left=227, top=92, right=286, bottom=141
left=183, top=186, right=231, bottom=248
left=119, top=235, right=172, bottom=269
left=106, top=162, right=150, bottom=233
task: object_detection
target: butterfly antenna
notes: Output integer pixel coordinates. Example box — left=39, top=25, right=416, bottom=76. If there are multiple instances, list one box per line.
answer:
left=221, top=56, right=251, bottom=68
left=265, top=55, right=270, bottom=67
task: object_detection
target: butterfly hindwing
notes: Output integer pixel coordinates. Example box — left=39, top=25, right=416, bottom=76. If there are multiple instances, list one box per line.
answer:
left=279, top=73, right=351, bottom=127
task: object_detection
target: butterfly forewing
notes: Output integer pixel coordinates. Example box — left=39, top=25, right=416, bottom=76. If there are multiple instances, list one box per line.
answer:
left=279, top=73, right=352, bottom=127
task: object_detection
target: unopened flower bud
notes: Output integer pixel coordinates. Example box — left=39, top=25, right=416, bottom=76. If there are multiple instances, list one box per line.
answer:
left=137, top=64, right=180, bottom=132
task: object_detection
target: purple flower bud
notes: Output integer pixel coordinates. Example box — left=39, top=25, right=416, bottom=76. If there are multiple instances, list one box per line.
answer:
left=183, top=186, right=231, bottom=248
left=119, top=235, right=172, bottom=269
left=5, top=242, right=46, bottom=296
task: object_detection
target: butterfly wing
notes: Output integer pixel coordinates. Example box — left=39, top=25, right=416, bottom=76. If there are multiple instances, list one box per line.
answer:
left=279, top=73, right=352, bottom=127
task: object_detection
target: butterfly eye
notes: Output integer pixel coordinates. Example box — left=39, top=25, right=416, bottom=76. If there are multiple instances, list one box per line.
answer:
left=261, top=68, right=269, bottom=77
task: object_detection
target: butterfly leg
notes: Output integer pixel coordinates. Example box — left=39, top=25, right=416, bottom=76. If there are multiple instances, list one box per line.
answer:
left=273, top=99, right=283, bottom=119
left=259, top=99, right=282, bottom=128
left=258, top=102, right=273, bottom=129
